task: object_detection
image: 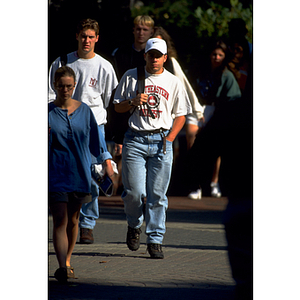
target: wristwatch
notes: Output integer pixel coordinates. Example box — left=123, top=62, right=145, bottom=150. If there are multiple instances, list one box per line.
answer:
left=128, top=99, right=134, bottom=106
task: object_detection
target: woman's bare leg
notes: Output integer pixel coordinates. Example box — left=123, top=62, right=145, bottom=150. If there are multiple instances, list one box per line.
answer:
left=50, top=202, right=68, bottom=269
left=211, top=156, right=221, bottom=183
left=185, top=123, right=199, bottom=150
left=66, top=203, right=82, bottom=267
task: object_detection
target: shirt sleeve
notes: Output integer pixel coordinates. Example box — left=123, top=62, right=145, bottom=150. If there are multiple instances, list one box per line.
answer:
left=48, top=57, right=61, bottom=102
left=171, top=78, right=193, bottom=118
left=113, top=69, right=137, bottom=104
left=171, top=58, right=203, bottom=120
left=102, top=65, right=119, bottom=109
left=222, top=70, right=242, bottom=102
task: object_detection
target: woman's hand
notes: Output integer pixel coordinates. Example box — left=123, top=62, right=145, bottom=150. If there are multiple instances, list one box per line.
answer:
left=103, top=159, right=115, bottom=179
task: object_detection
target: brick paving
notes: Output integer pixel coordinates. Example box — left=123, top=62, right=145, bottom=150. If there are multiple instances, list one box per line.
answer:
left=48, top=196, right=237, bottom=300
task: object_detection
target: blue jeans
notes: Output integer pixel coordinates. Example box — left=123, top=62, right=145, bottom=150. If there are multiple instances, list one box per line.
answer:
left=121, top=128, right=173, bottom=244
left=79, top=125, right=105, bottom=229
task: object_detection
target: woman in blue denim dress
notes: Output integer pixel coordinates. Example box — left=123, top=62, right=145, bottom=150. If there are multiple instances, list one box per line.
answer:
left=49, top=66, right=114, bottom=282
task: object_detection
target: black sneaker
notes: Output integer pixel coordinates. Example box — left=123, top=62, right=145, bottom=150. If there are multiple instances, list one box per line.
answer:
left=147, top=243, right=164, bottom=259
left=126, top=226, right=142, bottom=251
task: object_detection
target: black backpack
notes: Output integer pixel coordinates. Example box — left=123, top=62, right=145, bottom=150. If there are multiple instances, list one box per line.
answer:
left=105, top=66, right=145, bottom=144
left=60, top=54, right=68, bottom=66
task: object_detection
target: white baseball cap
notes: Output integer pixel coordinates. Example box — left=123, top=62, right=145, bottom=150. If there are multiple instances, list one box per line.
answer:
left=145, top=38, right=167, bottom=55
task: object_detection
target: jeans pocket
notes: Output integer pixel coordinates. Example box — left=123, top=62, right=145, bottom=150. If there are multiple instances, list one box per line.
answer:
left=165, top=138, right=173, bottom=150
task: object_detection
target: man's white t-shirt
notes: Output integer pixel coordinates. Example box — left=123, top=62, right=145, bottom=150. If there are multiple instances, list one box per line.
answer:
left=48, top=51, right=118, bottom=125
left=113, top=67, right=192, bottom=131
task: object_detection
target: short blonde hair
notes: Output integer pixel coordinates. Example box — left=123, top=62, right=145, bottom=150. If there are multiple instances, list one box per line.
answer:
left=133, top=15, right=154, bottom=28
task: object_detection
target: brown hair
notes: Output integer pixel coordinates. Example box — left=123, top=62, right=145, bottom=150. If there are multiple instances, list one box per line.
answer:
left=153, top=26, right=177, bottom=59
left=54, top=66, right=76, bottom=83
left=76, top=18, right=99, bottom=36
left=210, top=39, right=229, bottom=69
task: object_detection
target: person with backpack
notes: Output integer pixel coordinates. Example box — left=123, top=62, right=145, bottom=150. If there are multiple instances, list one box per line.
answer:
left=105, top=15, right=155, bottom=194
left=112, top=15, right=155, bottom=82
left=48, top=18, right=118, bottom=244
left=113, top=38, right=191, bottom=259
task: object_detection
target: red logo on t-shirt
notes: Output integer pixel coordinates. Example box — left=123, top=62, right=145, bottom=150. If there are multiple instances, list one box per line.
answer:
left=148, top=94, right=159, bottom=107
left=89, top=78, right=98, bottom=87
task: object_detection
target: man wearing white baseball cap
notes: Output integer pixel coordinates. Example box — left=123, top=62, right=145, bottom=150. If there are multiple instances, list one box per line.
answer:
left=144, top=37, right=167, bottom=55
left=113, top=38, right=191, bottom=259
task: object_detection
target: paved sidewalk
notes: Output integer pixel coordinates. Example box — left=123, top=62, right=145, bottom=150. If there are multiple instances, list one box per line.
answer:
left=48, top=196, right=236, bottom=300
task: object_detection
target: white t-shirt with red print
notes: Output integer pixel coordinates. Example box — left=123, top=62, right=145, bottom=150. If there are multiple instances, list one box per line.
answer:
left=113, top=67, right=192, bottom=131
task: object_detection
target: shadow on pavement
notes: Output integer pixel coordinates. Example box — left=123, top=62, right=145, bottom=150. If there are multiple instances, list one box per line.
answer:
left=49, top=251, right=151, bottom=259
left=49, top=238, right=227, bottom=259
left=99, top=207, right=225, bottom=225
left=163, top=244, right=227, bottom=251
left=167, top=210, right=224, bottom=224
left=49, top=281, right=235, bottom=300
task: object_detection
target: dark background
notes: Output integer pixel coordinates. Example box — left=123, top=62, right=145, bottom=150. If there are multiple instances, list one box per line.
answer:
left=48, top=0, right=253, bottom=71
left=48, top=0, right=253, bottom=197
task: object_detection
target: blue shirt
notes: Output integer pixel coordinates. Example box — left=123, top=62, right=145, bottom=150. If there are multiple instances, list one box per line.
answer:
left=49, top=102, right=112, bottom=193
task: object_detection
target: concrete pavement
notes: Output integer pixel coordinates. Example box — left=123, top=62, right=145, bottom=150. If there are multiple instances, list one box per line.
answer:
left=48, top=196, right=237, bottom=300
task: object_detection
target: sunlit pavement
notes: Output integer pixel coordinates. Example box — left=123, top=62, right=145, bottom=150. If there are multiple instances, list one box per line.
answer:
left=49, top=196, right=237, bottom=300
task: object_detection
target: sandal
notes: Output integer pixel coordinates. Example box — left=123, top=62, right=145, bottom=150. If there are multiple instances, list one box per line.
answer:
left=67, top=266, right=76, bottom=279
left=54, top=267, right=67, bottom=283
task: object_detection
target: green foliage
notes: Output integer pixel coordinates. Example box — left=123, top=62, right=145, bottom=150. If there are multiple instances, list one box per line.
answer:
left=131, top=0, right=252, bottom=43
left=194, top=2, right=252, bottom=42
left=132, top=0, right=194, bottom=28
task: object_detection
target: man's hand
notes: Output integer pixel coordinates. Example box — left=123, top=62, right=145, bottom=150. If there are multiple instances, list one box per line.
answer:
left=114, top=93, right=148, bottom=113
left=133, top=93, right=148, bottom=106
left=166, top=115, right=186, bottom=142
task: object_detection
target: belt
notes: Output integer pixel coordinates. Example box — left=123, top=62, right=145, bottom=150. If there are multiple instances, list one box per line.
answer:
left=131, top=128, right=169, bottom=155
left=148, top=128, right=168, bottom=134
left=131, top=128, right=168, bottom=134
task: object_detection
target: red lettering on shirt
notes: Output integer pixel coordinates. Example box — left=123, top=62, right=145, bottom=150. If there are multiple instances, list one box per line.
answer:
left=145, top=85, right=169, bottom=101
left=139, top=108, right=162, bottom=119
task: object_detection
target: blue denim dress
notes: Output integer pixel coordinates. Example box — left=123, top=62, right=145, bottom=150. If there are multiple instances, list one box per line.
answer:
left=48, top=102, right=111, bottom=193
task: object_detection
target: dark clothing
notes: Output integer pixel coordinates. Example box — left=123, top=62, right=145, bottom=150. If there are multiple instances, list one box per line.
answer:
left=185, top=93, right=253, bottom=300
left=197, top=68, right=241, bottom=107
left=163, top=57, right=174, bottom=74
left=106, top=43, right=147, bottom=142
left=112, top=43, right=146, bottom=80
left=185, top=55, right=253, bottom=300
left=186, top=67, right=242, bottom=196
left=49, top=191, right=92, bottom=204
